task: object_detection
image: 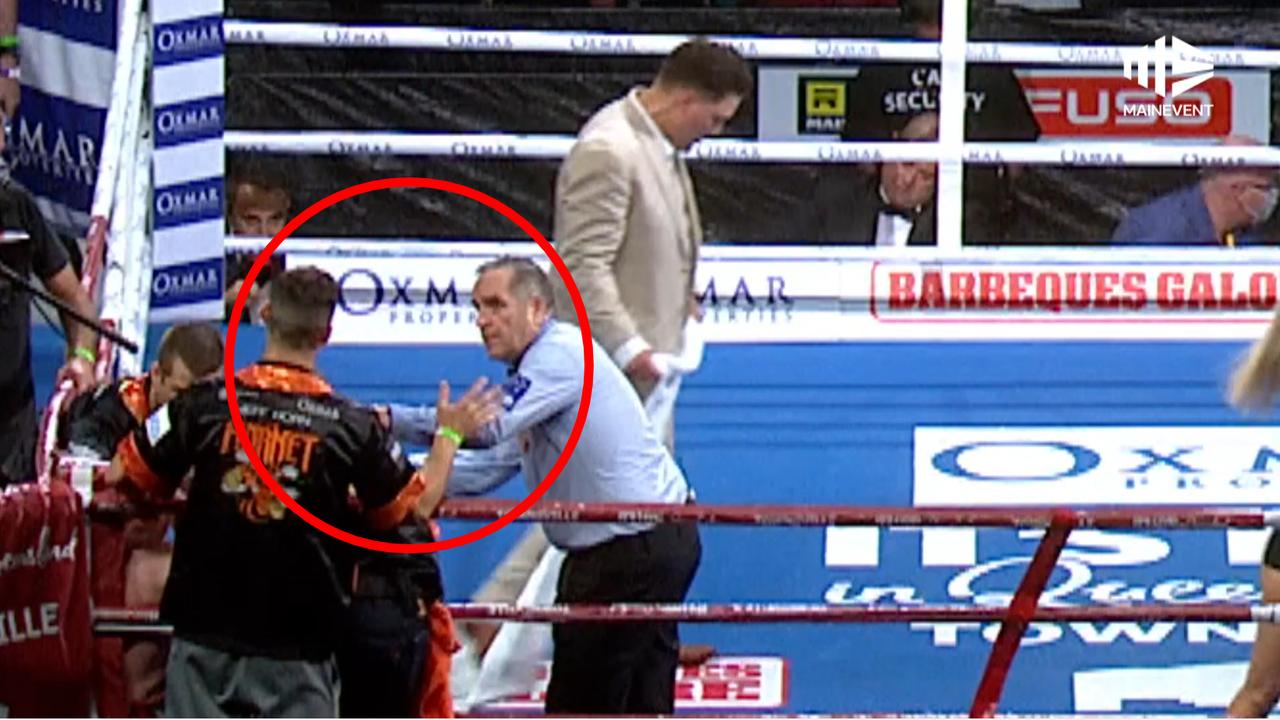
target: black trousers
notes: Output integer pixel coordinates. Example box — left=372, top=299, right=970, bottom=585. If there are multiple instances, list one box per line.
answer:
left=0, top=395, right=36, bottom=488
left=338, top=593, right=428, bottom=718
left=544, top=523, right=701, bottom=715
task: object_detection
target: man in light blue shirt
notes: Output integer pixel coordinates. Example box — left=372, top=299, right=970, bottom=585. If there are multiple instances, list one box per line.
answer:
left=389, top=257, right=699, bottom=714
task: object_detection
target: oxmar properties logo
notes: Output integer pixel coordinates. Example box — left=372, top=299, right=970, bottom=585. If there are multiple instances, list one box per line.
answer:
left=1121, top=35, right=1214, bottom=118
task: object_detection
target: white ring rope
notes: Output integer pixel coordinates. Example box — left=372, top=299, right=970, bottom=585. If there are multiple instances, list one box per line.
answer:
left=225, top=131, right=1280, bottom=167
left=222, top=20, right=1280, bottom=68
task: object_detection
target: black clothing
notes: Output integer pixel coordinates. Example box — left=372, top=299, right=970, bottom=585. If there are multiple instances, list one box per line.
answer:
left=0, top=181, right=71, bottom=485
left=812, top=169, right=937, bottom=245
left=61, top=374, right=152, bottom=458
left=544, top=522, right=702, bottom=714
left=839, top=62, right=1040, bottom=245
left=119, top=362, right=417, bottom=661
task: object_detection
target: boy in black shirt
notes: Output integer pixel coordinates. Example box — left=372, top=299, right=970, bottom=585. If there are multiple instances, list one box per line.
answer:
left=109, top=266, right=498, bottom=717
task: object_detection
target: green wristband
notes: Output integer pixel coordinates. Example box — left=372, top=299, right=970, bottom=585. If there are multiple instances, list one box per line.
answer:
left=0, top=35, right=18, bottom=50
left=72, top=346, right=96, bottom=364
left=436, top=426, right=464, bottom=446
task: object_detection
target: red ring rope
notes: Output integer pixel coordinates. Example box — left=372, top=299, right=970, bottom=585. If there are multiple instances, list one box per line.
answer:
left=93, top=601, right=1270, bottom=628
left=80, top=492, right=1277, bottom=529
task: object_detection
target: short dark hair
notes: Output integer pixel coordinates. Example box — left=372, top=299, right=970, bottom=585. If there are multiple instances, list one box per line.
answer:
left=226, top=155, right=292, bottom=211
left=477, top=256, right=554, bottom=311
left=157, top=322, right=223, bottom=377
left=655, top=39, right=752, bottom=101
left=266, top=266, right=339, bottom=350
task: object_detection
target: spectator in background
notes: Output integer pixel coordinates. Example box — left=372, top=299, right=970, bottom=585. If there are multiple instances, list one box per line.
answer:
left=837, top=0, right=1039, bottom=245
left=814, top=111, right=938, bottom=245
left=224, top=157, right=291, bottom=324
left=0, top=177, right=99, bottom=487
left=1111, top=135, right=1278, bottom=247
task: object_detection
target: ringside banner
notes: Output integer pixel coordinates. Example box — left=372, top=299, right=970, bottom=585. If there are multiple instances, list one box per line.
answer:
left=14, top=0, right=118, bottom=234
left=286, top=244, right=1276, bottom=344
left=913, top=426, right=1280, bottom=507
left=760, top=67, right=1269, bottom=142
left=149, top=0, right=224, bottom=321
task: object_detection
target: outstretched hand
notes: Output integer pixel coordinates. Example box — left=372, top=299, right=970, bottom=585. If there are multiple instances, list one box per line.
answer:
left=434, top=377, right=503, bottom=438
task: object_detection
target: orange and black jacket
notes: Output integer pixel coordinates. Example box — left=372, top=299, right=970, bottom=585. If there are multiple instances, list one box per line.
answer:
left=60, top=375, right=152, bottom=459
left=117, top=361, right=428, bottom=661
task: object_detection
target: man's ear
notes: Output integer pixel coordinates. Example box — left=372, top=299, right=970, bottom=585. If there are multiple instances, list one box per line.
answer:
left=318, top=323, right=333, bottom=347
left=529, top=295, right=550, bottom=321
left=260, top=302, right=273, bottom=325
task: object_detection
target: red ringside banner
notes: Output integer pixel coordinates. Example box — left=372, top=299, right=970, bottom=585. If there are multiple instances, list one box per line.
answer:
left=0, top=482, right=93, bottom=717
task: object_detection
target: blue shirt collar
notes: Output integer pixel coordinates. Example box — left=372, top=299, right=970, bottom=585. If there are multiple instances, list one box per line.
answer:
left=510, top=318, right=555, bottom=374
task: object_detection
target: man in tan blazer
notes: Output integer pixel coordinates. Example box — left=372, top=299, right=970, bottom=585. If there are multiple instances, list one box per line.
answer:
left=552, top=39, right=751, bottom=442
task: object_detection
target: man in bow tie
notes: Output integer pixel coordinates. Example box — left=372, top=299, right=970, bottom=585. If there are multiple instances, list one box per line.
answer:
left=813, top=110, right=939, bottom=246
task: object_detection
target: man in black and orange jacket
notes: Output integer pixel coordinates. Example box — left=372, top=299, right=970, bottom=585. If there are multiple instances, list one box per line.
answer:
left=61, top=321, right=223, bottom=717
left=107, top=266, right=499, bottom=718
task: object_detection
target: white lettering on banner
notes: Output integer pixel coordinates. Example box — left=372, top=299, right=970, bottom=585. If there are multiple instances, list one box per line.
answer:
left=155, top=188, right=219, bottom=217
left=881, top=89, right=988, bottom=116
left=808, top=422, right=1280, bottom=648
left=0, top=603, right=60, bottom=647
left=300, top=249, right=1280, bottom=343
left=322, top=29, right=391, bottom=47
left=156, top=25, right=220, bottom=55
left=153, top=267, right=219, bottom=298
left=16, top=119, right=97, bottom=184
left=0, top=531, right=77, bottom=579
left=1032, top=88, right=1214, bottom=126
left=966, top=44, right=1002, bottom=62
left=444, top=32, right=514, bottom=51
left=909, top=621, right=1252, bottom=648
left=157, top=105, right=222, bottom=136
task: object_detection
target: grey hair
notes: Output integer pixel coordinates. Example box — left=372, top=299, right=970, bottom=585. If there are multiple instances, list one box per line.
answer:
left=476, top=256, right=556, bottom=310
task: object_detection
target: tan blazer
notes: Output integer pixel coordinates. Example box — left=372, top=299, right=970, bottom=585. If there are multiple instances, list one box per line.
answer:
left=551, top=89, right=702, bottom=364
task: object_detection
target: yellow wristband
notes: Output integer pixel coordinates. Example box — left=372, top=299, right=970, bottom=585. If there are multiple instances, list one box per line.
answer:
left=436, top=426, right=464, bottom=446
left=72, top=347, right=96, bottom=364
